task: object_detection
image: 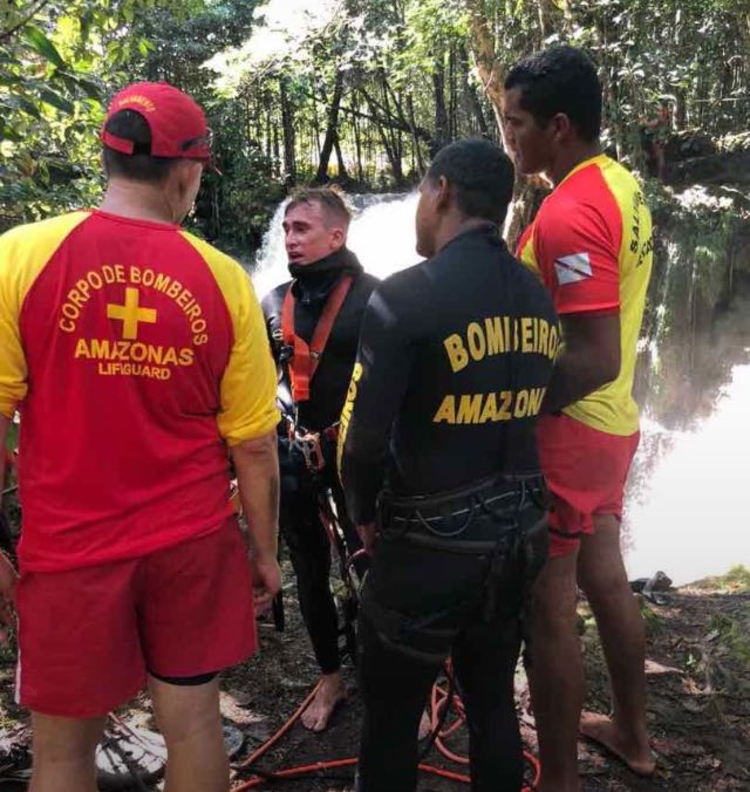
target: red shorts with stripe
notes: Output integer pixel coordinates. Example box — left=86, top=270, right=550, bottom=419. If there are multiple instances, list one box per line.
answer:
left=537, top=413, right=640, bottom=559
left=16, top=517, right=256, bottom=718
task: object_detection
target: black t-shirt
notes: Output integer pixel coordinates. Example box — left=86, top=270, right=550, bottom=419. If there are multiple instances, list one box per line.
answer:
left=338, top=225, right=559, bottom=524
left=262, top=248, right=379, bottom=431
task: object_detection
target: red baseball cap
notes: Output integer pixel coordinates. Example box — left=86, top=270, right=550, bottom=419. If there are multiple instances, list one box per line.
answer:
left=101, top=82, right=213, bottom=163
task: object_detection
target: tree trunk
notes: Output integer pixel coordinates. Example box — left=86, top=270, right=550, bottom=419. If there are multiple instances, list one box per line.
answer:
left=537, top=0, right=569, bottom=40
left=279, top=77, right=297, bottom=185
left=433, top=59, right=449, bottom=148
left=459, top=44, right=490, bottom=138
left=360, top=86, right=402, bottom=184
left=464, top=0, right=506, bottom=132
left=463, top=0, right=547, bottom=250
left=352, top=98, right=364, bottom=182
left=407, top=94, right=426, bottom=173
left=315, top=69, right=345, bottom=183
left=333, top=131, right=348, bottom=179
left=449, top=43, right=459, bottom=140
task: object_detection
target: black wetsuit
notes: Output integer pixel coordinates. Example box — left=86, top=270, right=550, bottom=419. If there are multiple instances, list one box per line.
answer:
left=262, top=247, right=378, bottom=674
left=338, top=225, right=558, bottom=792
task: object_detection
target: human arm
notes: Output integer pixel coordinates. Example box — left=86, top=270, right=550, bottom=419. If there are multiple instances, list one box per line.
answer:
left=337, top=283, right=414, bottom=534
left=230, top=430, right=280, bottom=611
left=0, top=233, right=23, bottom=637
left=0, top=414, right=17, bottom=639
left=213, top=264, right=282, bottom=610
left=533, top=196, right=622, bottom=413
left=0, top=414, right=7, bottom=502
left=542, top=311, right=620, bottom=414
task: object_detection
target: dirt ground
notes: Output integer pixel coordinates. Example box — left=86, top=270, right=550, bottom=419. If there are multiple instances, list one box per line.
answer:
left=0, top=548, right=748, bottom=792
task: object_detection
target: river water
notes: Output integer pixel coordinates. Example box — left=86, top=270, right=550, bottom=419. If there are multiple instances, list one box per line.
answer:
left=252, top=192, right=750, bottom=586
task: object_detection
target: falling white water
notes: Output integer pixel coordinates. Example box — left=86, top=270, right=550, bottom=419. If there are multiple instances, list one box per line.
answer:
left=252, top=192, right=749, bottom=585
left=624, top=363, right=750, bottom=586
left=251, top=192, right=421, bottom=299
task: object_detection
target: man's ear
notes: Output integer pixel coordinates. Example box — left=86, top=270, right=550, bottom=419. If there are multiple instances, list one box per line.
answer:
left=330, top=226, right=346, bottom=248
left=172, top=159, right=202, bottom=197
left=550, top=113, right=572, bottom=144
left=434, top=175, right=452, bottom=211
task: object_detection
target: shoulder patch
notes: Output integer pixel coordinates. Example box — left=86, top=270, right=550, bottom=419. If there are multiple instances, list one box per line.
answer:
left=554, top=252, right=592, bottom=285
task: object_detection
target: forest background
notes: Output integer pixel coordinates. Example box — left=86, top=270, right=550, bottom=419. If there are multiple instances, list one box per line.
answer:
left=1, top=0, right=748, bottom=253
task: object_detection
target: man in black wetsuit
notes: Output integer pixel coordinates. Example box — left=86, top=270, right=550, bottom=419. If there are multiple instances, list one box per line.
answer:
left=338, top=139, right=558, bottom=792
left=262, top=188, right=378, bottom=731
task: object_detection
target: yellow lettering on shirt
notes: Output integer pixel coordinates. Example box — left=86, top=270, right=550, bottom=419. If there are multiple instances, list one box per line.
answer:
left=441, top=316, right=559, bottom=372
left=479, top=392, right=497, bottom=423
left=432, top=388, right=547, bottom=425
left=456, top=394, right=483, bottom=424
left=433, top=395, right=457, bottom=424
left=444, top=334, right=469, bottom=373
left=74, top=337, right=195, bottom=379
left=337, top=362, right=363, bottom=472
left=58, top=263, right=210, bottom=346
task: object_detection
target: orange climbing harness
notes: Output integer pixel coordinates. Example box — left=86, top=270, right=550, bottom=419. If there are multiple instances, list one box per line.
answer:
left=280, top=275, right=353, bottom=403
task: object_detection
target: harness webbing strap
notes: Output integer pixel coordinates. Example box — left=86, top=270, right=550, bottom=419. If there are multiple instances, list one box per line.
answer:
left=280, top=275, right=353, bottom=403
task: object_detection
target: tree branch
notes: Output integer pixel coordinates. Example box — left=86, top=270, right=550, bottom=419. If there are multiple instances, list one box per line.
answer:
left=0, top=0, right=52, bottom=43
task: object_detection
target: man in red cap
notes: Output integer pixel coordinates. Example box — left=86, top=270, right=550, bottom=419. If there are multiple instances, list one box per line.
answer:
left=0, top=82, right=281, bottom=792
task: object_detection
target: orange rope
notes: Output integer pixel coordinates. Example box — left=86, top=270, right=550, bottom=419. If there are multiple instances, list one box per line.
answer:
left=230, top=678, right=541, bottom=791
left=233, top=681, right=321, bottom=771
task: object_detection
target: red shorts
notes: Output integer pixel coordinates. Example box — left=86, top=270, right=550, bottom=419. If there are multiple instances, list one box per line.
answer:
left=16, top=517, right=256, bottom=718
left=538, top=413, right=639, bottom=559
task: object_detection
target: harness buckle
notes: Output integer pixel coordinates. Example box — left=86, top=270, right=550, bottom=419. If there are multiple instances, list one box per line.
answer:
left=278, top=344, right=294, bottom=364
left=292, top=429, right=326, bottom=474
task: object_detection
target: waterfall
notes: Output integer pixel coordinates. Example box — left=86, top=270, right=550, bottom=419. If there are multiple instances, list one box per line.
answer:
left=642, top=240, right=678, bottom=393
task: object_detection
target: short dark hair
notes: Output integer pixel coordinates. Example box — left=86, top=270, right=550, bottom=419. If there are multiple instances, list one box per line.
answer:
left=102, top=110, right=179, bottom=183
left=504, top=46, right=602, bottom=143
left=285, top=186, right=352, bottom=227
left=426, top=138, right=515, bottom=226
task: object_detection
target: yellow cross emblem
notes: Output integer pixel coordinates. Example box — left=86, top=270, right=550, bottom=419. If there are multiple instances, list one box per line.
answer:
left=107, top=287, right=157, bottom=340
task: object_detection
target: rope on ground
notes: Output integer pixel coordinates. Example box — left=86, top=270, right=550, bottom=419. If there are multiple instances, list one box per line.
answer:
left=230, top=675, right=541, bottom=791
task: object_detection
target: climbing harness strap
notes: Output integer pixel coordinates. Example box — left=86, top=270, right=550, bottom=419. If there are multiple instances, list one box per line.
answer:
left=363, top=474, right=549, bottom=657
left=280, top=275, right=353, bottom=403
left=281, top=414, right=339, bottom=475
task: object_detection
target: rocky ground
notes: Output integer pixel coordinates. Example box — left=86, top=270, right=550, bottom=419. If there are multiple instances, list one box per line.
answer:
left=0, top=541, right=748, bottom=791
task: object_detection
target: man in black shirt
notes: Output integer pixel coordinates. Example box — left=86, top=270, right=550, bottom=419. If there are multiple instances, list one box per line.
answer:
left=338, top=139, right=558, bottom=792
left=262, top=188, right=378, bottom=731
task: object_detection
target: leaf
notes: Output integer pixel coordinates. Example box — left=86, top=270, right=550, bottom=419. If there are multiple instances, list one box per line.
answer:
left=0, top=124, right=24, bottom=143
left=15, top=95, right=42, bottom=119
left=38, top=88, right=75, bottom=114
left=73, top=76, right=102, bottom=101
left=24, top=25, right=66, bottom=68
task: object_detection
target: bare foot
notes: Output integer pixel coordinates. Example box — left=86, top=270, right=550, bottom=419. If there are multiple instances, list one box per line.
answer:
left=301, top=673, right=347, bottom=732
left=417, top=709, right=432, bottom=741
left=579, top=712, right=656, bottom=776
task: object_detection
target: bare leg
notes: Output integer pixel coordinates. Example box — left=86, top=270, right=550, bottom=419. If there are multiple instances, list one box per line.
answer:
left=301, top=670, right=347, bottom=731
left=528, top=549, right=583, bottom=792
left=578, top=514, right=655, bottom=776
left=29, top=712, right=105, bottom=792
left=149, top=675, right=229, bottom=792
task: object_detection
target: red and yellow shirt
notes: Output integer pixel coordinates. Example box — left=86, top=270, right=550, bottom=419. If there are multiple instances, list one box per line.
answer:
left=0, top=210, right=278, bottom=572
left=517, top=154, right=653, bottom=436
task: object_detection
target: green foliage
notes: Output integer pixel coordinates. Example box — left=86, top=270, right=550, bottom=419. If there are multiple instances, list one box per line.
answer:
left=0, top=1, right=189, bottom=231
left=1, top=0, right=749, bottom=252
left=702, top=566, right=750, bottom=593
left=708, top=608, right=750, bottom=670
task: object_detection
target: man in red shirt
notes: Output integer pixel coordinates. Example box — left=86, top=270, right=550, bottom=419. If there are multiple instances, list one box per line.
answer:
left=504, top=47, right=655, bottom=791
left=0, top=82, right=280, bottom=792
